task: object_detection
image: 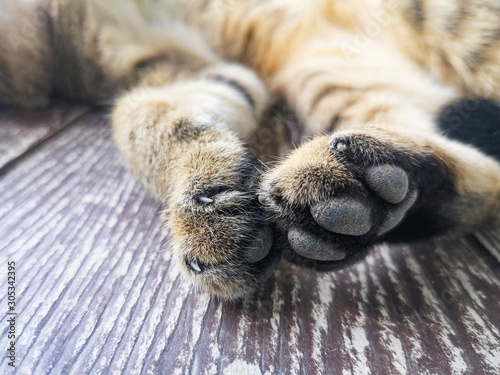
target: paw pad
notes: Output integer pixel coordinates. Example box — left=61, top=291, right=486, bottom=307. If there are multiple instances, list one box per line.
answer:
left=246, top=226, right=274, bottom=263
left=311, top=197, right=373, bottom=236
left=288, top=226, right=346, bottom=261
left=378, top=189, right=418, bottom=235
left=365, top=165, right=409, bottom=204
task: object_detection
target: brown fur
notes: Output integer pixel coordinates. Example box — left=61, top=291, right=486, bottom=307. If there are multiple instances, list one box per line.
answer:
left=1, top=0, right=500, bottom=299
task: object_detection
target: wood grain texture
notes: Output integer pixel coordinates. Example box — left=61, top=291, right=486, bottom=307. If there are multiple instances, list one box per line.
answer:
left=0, top=104, right=90, bottom=170
left=476, top=229, right=500, bottom=263
left=0, top=109, right=499, bottom=375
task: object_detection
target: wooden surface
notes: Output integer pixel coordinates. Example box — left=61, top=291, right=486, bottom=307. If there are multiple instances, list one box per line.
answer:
left=0, top=104, right=89, bottom=170
left=0, top=105, right=499, bottom=375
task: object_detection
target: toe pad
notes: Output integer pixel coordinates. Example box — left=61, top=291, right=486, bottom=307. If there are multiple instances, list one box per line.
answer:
left=288, top=226, right=346, bottom=261
left=365, top=165, right=409, bottom=204
left=378, top=189, right=418, bottom=235
left=311, top=197, right=373, bottom=236
left=247, top=226, right=273, bottom=263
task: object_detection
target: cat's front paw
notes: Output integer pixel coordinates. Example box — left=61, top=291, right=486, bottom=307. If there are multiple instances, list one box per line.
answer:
left=259, top=131, right=454, bottom=270
left=165, top=134, right=280, bottom=299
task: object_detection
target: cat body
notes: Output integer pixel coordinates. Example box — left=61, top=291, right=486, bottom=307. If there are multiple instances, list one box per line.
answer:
left=1, top=0, right=500, bottom=298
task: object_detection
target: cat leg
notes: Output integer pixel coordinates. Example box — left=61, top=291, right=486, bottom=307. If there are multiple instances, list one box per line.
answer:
left=7, top=0, right=281, bottom=299
left=112, top=62, right=280, bottom=299
left=259, top=127, right=500, bottom=270
left=259, top=42, right=500, bottom=270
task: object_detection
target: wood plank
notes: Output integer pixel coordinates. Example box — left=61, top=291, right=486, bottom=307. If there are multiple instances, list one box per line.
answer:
left=476, top=229, right=500, bottom=263
left=0, top=110, right=499, bottom=374
left=0, top=103, right=90, bottom=170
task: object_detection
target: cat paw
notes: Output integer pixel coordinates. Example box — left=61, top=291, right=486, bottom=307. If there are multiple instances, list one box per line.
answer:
left=259, top=131, right=454, bottom=271
left=165, top=133, right=280, bottom=299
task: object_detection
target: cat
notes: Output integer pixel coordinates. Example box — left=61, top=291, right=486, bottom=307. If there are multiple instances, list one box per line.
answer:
left=1, top=0, right=499, bottom=299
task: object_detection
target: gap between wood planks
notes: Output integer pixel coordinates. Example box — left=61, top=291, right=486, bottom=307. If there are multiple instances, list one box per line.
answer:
left=0, top=104, right=91, bottom=178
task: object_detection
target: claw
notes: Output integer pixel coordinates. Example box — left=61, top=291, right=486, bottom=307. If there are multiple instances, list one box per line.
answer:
left=258, top=195, right=267, bottom=205
left=336, top=141, right=353, bottom=158
left=269, top=187, right=277, bottom=195
left=189, top=259, right=202, bottom=273
left=198, top=196, right=214, bottom=204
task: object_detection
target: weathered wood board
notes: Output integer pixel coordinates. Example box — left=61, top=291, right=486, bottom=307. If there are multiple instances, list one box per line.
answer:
left=0, top=108, right=499, bottom=375
left=0, top=104, right=90, bottom=170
